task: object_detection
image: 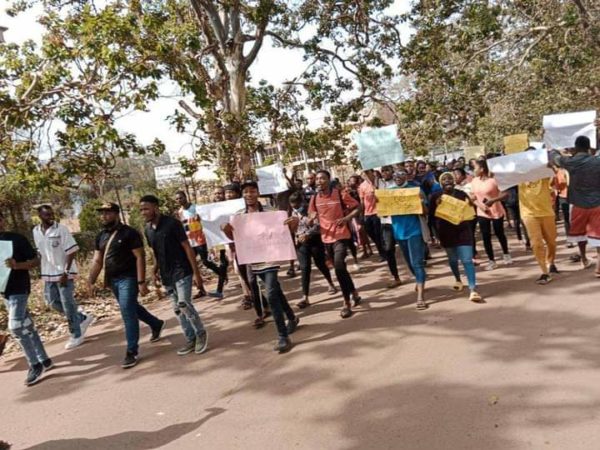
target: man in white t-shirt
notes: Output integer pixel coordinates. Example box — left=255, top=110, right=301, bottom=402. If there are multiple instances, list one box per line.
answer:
left=33, top=205, right=94, bottom=350
left=377, top=165, right=402, bottom=288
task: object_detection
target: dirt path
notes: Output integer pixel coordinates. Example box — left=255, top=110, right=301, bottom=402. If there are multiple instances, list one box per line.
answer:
left=1, top=231, right=599, bottom=450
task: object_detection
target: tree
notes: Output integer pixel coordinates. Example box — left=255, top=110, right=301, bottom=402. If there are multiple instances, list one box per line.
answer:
left=7, top=0, right=404, bottom=179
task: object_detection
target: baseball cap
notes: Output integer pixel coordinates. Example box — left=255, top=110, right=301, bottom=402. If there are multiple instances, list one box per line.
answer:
left=96, top=202, right=120, bottom=213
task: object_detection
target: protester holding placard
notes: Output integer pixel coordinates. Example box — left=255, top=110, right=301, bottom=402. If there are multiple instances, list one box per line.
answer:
left=389, top=171, right=429, bottom=310
left=377, top=165, right=403, bottom=288
left=550, top=136, right=600, bottom=276
left=470, top=159, right=513, bottom=271
left=454, top=168, right=479, bottom=260
left=308, top=170, right=362, bottom=319
left=359, top=170, right=385, bottom=261
left=430, top=173, right=482, bottom=302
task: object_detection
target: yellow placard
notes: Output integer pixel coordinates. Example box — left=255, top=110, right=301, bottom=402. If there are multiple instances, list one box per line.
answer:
left=503, top=134, right=529, bottom=154
left=463, top=145, right=485, bottom=161
left=376, top=188, right=422, bottom=216
left=435, top=195, right=474, bottom=225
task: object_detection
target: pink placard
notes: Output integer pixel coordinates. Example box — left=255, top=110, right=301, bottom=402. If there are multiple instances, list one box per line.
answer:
left=230, top=211, right=297, bottom=265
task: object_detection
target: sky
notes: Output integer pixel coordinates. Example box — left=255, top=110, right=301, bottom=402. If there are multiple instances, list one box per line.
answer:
left=1, top=1, right=412, bottom=163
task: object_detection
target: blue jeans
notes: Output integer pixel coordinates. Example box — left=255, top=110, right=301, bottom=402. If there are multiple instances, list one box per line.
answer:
left=398, top=235, right=426, bottom=284
left=445, top=246, right=477, bottom=290
left=164, top=275, right=205, bottom=343
left=111, top=277, right=163, bottom=355
left=255, top=269, right=295, bottom=339
left=4, top=294, right=49, bottom=367
left=44, top=280, right=84, bottom=338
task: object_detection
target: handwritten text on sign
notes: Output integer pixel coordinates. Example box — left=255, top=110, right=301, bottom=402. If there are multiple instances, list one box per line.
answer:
left=435, top=195, right=474, bottom=225
left=375, top=188, right=423, bottom=216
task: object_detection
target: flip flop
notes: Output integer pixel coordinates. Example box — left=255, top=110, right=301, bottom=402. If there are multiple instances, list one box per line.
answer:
left=416, top=300, right=428, bottom=311
left=340, top=308, right=353, bottom=319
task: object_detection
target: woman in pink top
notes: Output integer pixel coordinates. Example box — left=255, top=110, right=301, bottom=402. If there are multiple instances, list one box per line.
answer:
left=470, top=159, right=512, bottom=271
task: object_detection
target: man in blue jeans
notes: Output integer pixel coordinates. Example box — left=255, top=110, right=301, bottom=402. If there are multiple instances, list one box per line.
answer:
left=1, top=211, right=53, bottom=386
left=34, top=205, right=94, bottom=350
left=140, top=195, right=209, bottom=356
left=87, top=203, right=165, bottom=368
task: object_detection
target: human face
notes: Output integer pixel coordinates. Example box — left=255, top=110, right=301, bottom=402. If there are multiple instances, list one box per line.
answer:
left=474, top=161, right=485, bottom=177
left=225, top=189, right=238, bottom=200
left=348, top=176, right=359, bottom=189
left=290, top=199, right=301, bottom=211
left=453, top=170, right=465, bottom=184
left=242, top=186, right=259, bottom=207
left=175, top=192, right=188, bottom=207
left=99, top=210, right=119, bottom=228
left=394, top=173, right=407, bottom=186
left=139, top=202, right=159, bottom=223
left=416, top=162, right=426, bottom=175
left=362, top=170, right=375, bottom=183
left=405, top=161, right=415, bottom=174
left=306, top=173, right=316, bottom=187
left=294, top=179, right=303, bottom=190
left=381, top=167, right=393, bottom=180
left=213, top=188, right=225, bottom=202
left=315, top=172, right=330, bottom=191
left=38, top=208, right=55, bottom=226
left=441, top=176, right=455, bottom=193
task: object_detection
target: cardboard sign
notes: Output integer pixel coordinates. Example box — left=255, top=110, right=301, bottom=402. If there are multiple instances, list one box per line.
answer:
left=503, top=134, right=529, bottom=154
left=256, top=163, right=289, bottom=195
left=435, top=195, right=474, bottom=225
left=375, top=188, right=422, bottom=216
left=464, top=145, right=485, bottom=161
left=354, top=125, right=404, bottom=170
left=543, top=110, right=597, bottom=149
left=0, top=240, right=13, bottom=293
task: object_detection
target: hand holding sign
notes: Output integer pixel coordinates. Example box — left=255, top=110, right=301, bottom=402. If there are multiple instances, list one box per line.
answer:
left=375, top=188, right=422, bottom=216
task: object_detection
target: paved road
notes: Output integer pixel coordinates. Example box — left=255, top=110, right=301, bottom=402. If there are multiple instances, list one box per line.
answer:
left=1, top=232, right=600, bottom=450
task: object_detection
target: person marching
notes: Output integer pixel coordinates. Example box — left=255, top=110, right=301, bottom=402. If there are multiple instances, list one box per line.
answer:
left=87, top=203, right=165, bottom=368
left=359, top=169, right=385, bottom=261
left=288, top=191, right=337, bottom=309
left=430, top=173, right=483, bottom=302
left=33, top=205, right=94, bottom=350
left=307, top=170, right=362, bottom=318
left=140, top=195, right=208, bottom=356
left=377, top=165, right=403, bottom=288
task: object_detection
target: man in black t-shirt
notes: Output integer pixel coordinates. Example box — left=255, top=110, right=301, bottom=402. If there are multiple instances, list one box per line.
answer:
left=140, top=195, right=208, bottom=357
left=87, top=203, right=165, bottom=369
left=0, top=211, right=52, bottom=386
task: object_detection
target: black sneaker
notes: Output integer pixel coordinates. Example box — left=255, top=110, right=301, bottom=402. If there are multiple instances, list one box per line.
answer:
left=549, top=264, right=560, bottom=274
left=352, top=295, right=362, bottom=307
left=286, top=317, right=300, bottom=335
left=273, top=337, right=292, bottom=354
left=177, top=340, right=195, bottom=356
left=535, top=274, right=552, bottom=285
left=194, top=331, right=208, bottom=354
left=121, top=352, right=138, bottom=369
left=150, top=320, right=166, bottom=343
left=42, top=358, right=54, bottom=372
left=25, top=363, right=44, bottom=386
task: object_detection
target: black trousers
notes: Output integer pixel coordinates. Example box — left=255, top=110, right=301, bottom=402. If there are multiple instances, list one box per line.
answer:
left=297, top=235, right=334, bottom=296
left=363, top=215, right=384, bottom=256
left=325, top=239, right=356, bottom=302
left=381, top=224, right=399, bottom=279
left=477, top=217, right=509, bottom=261
left=196, top=245, right=228, bottom=293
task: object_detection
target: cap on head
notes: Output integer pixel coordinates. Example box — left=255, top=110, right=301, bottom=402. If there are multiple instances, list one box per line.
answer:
left=96, top=202, right=120, bottom=213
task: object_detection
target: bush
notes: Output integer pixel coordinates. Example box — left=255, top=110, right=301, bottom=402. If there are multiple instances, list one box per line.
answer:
left=78, top=199, right=103, bottom=234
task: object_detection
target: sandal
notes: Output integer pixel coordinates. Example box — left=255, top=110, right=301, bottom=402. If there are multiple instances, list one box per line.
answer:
left=469, top=291, right=483, bottom=303
left=416, top=300, right=428, bottom=311
left=241, top=297, right=253, bottom=310
left=297, top=299, right=311, bottom=309
left=253, top=317, right=265, bottom=329
left=452, top=281, right=464, bottom=292
left=328, top=286, right=338, bottom=295
left=340, top=307, right=353, bottom=319
left=581, top=259, right=593, bottom=269
left=352, top=295, right=362, bottom=307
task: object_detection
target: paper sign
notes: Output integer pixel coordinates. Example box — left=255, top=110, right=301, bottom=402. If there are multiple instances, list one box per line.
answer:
left=488, top=149, right=554, bottom=191
left=0, top=240, right=13, bottom=293
left=375, top=188, right=423, bottom=216
left=435, top=195, right=473, bottom=225
left=463, top=146, right=485, bottom=161
left=256, top=163, right=289, bottom=195
left=503, top=134, right=529, bottom=154
left=196, top=198, right=245, bottom=249
left=543, top=110, right=597, bottom=150
left=230, top=211, right=297, bottom=265
left=354, top=125, right=404, bottom=170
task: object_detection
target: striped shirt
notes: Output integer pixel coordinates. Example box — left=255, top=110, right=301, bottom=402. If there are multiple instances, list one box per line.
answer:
left=33, top=222, right=79, bottom=282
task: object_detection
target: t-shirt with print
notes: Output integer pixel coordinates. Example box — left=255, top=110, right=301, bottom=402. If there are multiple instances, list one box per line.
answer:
left=178, top=204, right=206, bottom=248
left=471, top=176, right=506, bottom=219
left=358, top=180, right=377, bottom=216
left=519, top=178, right=554, bottom=218
left=95, top=224, right=143, bottom=281
left=33, top=222, right=79, bottom=282
left=308, top=188, right=359, bottom=244
left=0, top=232, right=36, bottom=297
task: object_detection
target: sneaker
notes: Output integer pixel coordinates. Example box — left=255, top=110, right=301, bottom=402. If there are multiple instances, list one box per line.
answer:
left=286, top=317, right=300, bottom=335
left=503, top=254, right=513, bottom=265
left=273, top=337, right=292, bottom=353
left=79, top=313, right=95, bottom=337
left=207, top=290, right=224, bottom=300
left=194, top=331, right=209, bottom=354
left=150, top=320, right=166, bottom=343
left=535, top=274, right=552, bottom=285
left=121, top=352, right=138, bottom=369
left=193, top=290, right=206, bottom=300
left=387, top=279, right=402, bottom=289
left=484, top=260, right=498, bottom=271
left=25, top=363, right=44, bottom=386
left=452, top=281, right=464, bottom=292
left=65, top=335, right=84, bottom=350
left=286, top=269, right=297, bottom=278
left=352, top=295, right=362, bottom=307
left=352, top=263, right=361, bottom=272
left=177, top=340, right=196, bottom=356
left=549, top=264, right=560, bottom=274
left=42, top=358, right=54, bottom=371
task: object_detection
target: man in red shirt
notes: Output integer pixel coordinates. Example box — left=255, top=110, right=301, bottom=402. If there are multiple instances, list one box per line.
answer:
left=307, top=170, right=362, bottom=318
left=359, top=170, right=385, bottom=262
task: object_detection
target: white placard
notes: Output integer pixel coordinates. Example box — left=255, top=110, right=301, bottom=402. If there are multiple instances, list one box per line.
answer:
left=488, top=149, right=554, bottom=191
left=256, top=163, right=289, bottom=195
left=353, top=125, right=404, bottom=170
left=0, top=240, right=13, bottom=293
left=543, top=110, right=597, bottom=150
left=196, top=198, right=245, bottom=249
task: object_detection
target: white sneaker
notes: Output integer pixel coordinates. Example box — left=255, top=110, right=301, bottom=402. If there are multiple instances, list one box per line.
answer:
left=484, top=260, right=498, bottom=271
left=79, top=313, right=95, bottom=337
left=65, top=335, right=84, bottom=350
left=503, top=254, right=513, bottom=265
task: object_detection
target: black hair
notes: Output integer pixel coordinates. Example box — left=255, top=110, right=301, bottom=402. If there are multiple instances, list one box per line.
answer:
left=140, top=195, right=160, bottom=205
left=175, top=190, right=187, bottom=198
left=223, top=183, right=240, bottom=193
left=316, top=169, right=331, bottom=179
left=453, top=167, right=466, bottom=177
left=575, top=136, right=591, bottom=151
left=37, top=204, right=53, bottom=213
left=476, top=159, right=490, bottom=176
left=289, top=192, right=303, bottom=204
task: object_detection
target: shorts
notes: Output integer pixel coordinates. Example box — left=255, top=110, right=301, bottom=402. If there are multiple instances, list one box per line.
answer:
left=569, top=205, right=600, bottom=247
